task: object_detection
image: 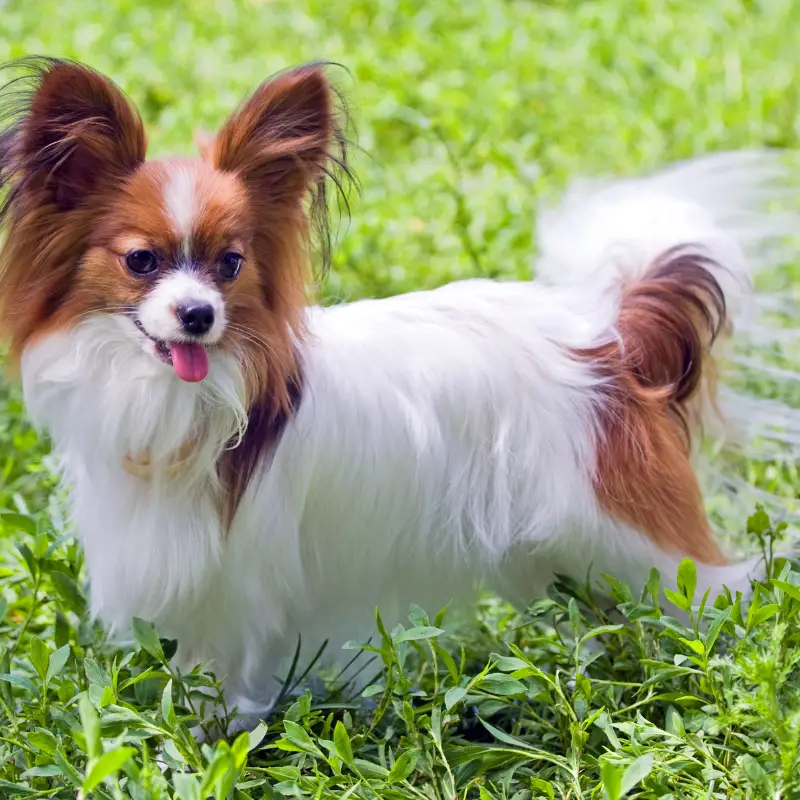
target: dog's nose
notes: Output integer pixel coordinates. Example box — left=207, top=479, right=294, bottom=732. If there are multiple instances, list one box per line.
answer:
left=177, top=302, right=215, bottom=336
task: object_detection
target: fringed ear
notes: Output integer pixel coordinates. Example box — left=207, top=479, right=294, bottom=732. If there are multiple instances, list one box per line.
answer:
left=4, top=58, right=146, bottom=209
left=210, top=65, right=337, bottom=206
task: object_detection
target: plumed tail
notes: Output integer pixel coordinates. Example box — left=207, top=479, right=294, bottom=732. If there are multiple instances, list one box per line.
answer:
left=537, top=150, right=800, bottom=536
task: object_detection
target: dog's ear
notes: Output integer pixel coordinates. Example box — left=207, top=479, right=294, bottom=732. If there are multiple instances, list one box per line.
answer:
left=14, top=60, right=146, bottom=209
left=210, top=65, right=334, bottom=206
left=194, top=128, right=213, bottom=160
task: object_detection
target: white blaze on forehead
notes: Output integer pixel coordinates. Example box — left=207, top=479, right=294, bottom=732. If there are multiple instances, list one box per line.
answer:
left=163, top=166, right=199, bottom=255
left=138, top=270, right=227, bottom=344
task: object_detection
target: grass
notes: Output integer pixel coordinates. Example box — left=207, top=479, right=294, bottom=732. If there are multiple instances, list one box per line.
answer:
left=1, top=0, right=800, bottom=797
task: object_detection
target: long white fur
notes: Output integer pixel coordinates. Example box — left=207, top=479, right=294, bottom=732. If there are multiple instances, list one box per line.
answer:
left=20, top=151, right=798, bottom=723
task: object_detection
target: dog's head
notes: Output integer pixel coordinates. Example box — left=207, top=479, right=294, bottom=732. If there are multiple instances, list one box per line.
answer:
left=0, top=58, right=348, bottom=405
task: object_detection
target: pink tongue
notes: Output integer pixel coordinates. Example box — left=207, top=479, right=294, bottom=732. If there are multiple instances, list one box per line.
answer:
left=169, top=343, right=209, bottom=382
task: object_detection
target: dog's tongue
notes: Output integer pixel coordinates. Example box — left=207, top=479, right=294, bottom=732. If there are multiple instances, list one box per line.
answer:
left=169, top=343, right=209, bottom=382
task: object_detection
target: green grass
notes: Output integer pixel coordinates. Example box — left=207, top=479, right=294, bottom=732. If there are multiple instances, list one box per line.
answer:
left=1, top=0, right=800, bottom=797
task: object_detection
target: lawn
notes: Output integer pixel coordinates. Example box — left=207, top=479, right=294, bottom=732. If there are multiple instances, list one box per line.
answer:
left=1, top=0, right=800, bottom=797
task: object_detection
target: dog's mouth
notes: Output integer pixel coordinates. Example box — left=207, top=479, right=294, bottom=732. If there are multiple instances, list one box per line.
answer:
left=134, top=319, right=210, bottom=383
left=134, top=319, right=173, bottom=363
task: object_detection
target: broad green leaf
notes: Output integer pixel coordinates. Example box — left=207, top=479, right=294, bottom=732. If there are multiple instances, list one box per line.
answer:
left=21, top=765, right=62, bottom=778
left=161, top=678, right=177, bottom=728
left=338, top=782, right=362, bottom=800
left=15, top=543, right=38, bottom=578
left=46, top=644, right=70, bottom=684
left=354, top=758, right=389, bottom=778
left=82, top=747, right=137, bottom=793
left=201, top=749, right=237, bottom=798
left=29, top=636, right=49, bottom=683
left=445, top=686, right=467, bottom=710
left=601, top=759, right=623, bottom=800
left=620, top=753, right=654, bottom=795
left=595, top=712, right=621, bottom=749
left=26, top=728, right=57, bottom=755
left=341, top=639, right=375, bottom=651
left=478, top=673, right=526, bottom=696
left=663, top=588, right=691, bottom=612
left=434, top=603, right=451, bottom=628
left=282, top=720, right=322, bottom=756
left=747, top=507, right=771, bottom=536
left=84, top=658, right=112, bottom=688
left=3, top=512, right=37, bottom=535
left=248, top=721, right=268, bottom=751
left=132, top=617, right=164, bottom=660
left=173, top=773, right=202, bottom=800
left=395, top=626, right=445, bottom=642
left=749, top=603, right=780, bottom=628
left=334, top=720, right=355, bottom=768
left=743, top=754, right=774, bottom=793
left=579, top=625, right=624, bottom=645
left=568, top=597, right=582, bottom=636
left=388, top=749, right=419, bottom=783
left=678, top=637, right=705, bottom=656
left=163, top=739, right=186, bottom=765
left=374, top=608, right=391, bottom=647
left=0, top=674, right=40, bottom=698
left=665, top=706, right=685, bottom=737
left=478, top=718, right=541, bottom=753
left=408, top=603, right=429, bottom=626
left=645, top=568, right=661, bottom=607
left=0, top=779, right=36, bottom=794
left=676, top=559, right=697, bottom=604
left=436, top=643, right=460, bottom=682
left=492, top=654, right=529, bottom=672
left=49, top=571, right=86, bottom=615
left=54, top=746, right=84, bottom=787
left=79, top=693, right=101, bottom=760
left=429, top=705, right=442, bottom=746
left=530, top=778, right=556, bottom=800
left=232, top=730, right=252, bottom=769
left=704, top=607, right=731, bottom=652
left=774, top=579, right=800, bottom=604
left=119, top=666, right=162, bottom=690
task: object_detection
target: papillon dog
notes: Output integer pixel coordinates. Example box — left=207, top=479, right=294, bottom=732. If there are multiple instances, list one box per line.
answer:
left=0, top=58, right=797, bottom=729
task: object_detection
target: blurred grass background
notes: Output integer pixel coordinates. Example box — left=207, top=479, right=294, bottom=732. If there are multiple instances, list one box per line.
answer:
left=3, top=0, right=800, bottom=303
left=1, top=1, right=800, bottom=797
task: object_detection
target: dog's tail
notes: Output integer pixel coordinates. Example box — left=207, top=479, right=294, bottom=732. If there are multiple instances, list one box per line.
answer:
left=536, top=151, right=800, bottom=595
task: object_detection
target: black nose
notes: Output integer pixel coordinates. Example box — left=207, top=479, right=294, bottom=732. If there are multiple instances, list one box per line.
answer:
left=177, top=302, right=215, bottom=336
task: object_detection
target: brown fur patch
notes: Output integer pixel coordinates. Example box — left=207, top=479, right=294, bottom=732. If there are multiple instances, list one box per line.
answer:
left=581, top=249, right=729, bottom=566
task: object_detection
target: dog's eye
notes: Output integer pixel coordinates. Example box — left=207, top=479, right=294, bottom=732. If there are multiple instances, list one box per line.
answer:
left=125, top=249, right=158, bottom=276
left=219, top=252, right=243, bottom=281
